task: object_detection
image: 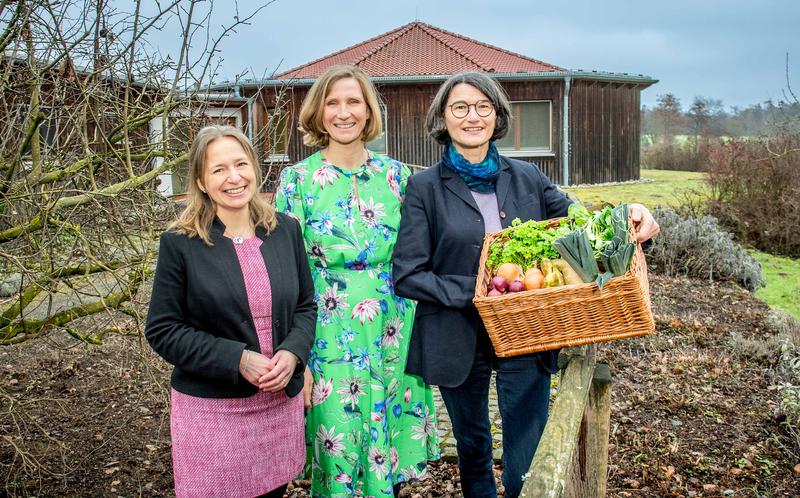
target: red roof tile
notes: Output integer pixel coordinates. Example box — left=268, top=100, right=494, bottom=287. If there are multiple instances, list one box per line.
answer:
left=276, top=22, right=564, bottom=80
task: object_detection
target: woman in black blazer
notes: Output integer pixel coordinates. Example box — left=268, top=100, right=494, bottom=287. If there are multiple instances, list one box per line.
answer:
left=392, top=73, right=659, bottom=498
left=145, top=125, right=316, bottom=498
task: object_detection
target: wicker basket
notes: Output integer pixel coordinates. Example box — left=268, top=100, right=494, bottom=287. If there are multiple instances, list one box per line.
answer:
left=472, top=222, right=655, bottom=357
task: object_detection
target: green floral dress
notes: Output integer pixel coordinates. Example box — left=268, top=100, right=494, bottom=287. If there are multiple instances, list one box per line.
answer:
left=275, top=151, right=439, bottom=497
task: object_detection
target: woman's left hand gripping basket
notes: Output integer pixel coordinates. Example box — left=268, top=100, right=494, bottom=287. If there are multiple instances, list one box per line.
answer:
left=472, top=203, right=655, bottom=357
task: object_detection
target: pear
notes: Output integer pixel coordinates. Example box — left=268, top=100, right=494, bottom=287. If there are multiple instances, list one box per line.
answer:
left=543, top=266, right=565, bottom=288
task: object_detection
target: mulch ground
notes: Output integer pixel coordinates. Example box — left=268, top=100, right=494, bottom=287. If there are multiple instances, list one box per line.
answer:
left=1, top=275, right=799, bottom=497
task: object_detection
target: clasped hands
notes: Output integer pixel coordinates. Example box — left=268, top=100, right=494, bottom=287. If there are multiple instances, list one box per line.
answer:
left=239, top=349, right=298, bottom=392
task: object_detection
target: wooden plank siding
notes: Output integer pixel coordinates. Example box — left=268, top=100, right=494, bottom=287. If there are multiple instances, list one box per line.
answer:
left=378, top=84, right=440, bottom=167
left=569, top=81, right=643, bottom=184
left=250, top=78, right=644, bottom=186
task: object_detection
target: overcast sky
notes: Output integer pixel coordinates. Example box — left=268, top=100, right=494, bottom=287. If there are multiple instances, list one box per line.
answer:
left=146, top=0, right=799, bottom=111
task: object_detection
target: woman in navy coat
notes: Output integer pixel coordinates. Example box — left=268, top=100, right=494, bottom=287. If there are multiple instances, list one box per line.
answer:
left=392, top=72, right=659, bottom=498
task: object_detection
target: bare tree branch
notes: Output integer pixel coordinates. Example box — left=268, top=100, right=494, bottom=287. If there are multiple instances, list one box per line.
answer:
left=0, top=152, right=187, bottom=243
left=1, top=111, right=45, bottom=193
left=1, top=268, right=147, bottom=344
left=0, top=0, right=24, bottom=54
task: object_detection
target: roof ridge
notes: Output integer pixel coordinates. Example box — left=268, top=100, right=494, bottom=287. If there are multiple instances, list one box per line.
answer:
left=352, top=23, right=416, bottom=67
left=418, top=22, right=565, bottom=72
left=417, top=22, right=490, bottom=71
left=276, top=23, right=413, bottom=78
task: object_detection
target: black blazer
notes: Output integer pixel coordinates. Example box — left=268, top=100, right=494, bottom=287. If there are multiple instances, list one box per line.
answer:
left=392, top=156, right=572, bottom=388
left=145, top=213, right=316, bottom=398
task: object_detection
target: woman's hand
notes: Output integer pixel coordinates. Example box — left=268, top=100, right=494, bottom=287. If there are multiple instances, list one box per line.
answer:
left=239, top=350, right=272, bottom=387
left=303, top=367, right=314, bottom=409
left=629, top=203, right=660, bottom=243
left=257, top=350, right=298, bottom=392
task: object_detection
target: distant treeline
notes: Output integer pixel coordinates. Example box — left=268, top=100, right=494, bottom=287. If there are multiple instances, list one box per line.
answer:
left=641, top=93, right=800, bottom=142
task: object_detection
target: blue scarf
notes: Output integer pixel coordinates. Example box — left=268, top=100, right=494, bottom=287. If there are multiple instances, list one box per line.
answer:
left=441, top=141, right=500, bottom=193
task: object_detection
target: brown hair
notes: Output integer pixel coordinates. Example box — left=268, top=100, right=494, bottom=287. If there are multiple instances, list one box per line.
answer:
left=172, top=125, right=277, bottom=245
left=298, top=65, right=383, bottom=147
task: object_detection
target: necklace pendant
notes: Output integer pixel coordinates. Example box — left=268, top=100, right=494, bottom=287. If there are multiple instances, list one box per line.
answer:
left=232, top=236, right=244, bottom=244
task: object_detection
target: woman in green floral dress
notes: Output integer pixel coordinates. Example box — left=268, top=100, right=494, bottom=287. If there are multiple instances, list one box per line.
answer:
left=274, top=65, right=439, bottom=498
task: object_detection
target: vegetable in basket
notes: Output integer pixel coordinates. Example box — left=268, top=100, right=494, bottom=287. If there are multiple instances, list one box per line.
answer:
left=550, top=259, right=583, bottom=286
left=523, top=268, right=544, bottom=290
left=553, top=203, right=637, bottom=288
left=567, top=203, right=617, bottom=259
left=550, top=230, right=601, bottom=284
left=486, top=219, right=567, bottom=271
left=599, top=203, right=637, bottom=278
left=485, top=203, right=640, bottom=293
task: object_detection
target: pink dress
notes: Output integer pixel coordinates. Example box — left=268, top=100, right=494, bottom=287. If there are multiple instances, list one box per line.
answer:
left=170, top=236, right=304, bottom=498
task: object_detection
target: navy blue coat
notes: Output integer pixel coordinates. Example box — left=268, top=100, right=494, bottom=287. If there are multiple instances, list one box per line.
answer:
left=392, top=156, right=572, bottom=388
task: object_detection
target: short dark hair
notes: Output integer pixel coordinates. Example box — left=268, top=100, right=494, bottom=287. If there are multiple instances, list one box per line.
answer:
left=426, top=72, right=513, bottom=145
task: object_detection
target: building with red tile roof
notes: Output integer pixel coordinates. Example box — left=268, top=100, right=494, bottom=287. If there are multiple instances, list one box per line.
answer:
left=195, top=22, right=657, bottom=195
left=276, top=22, right=564, bottom=79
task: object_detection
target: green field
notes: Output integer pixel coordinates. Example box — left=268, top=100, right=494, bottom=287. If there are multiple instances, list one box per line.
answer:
left=564, top=169, right=799, bottom=319
left=751, top=251, right=800, bottom=319
left=563, top=169, right=707, bottom=209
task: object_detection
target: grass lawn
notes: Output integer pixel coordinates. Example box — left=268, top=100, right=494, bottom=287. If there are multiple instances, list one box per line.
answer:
left=751, top=251, right=800, bottom=319
left=563, top=169, right=800, bottom=320
left=562, top=169, right=707, bottom=208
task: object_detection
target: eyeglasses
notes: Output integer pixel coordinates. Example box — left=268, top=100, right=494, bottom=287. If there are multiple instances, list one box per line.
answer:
left=448, top=100, right=495, bottom=118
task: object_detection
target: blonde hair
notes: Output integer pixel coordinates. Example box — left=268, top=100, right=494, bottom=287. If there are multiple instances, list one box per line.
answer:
left=298, top=65, right=383, bottom=147
left=172, top=125, right=277, bottom=245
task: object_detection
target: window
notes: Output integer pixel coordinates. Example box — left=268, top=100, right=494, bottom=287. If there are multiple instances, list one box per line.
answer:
left=166, top=115, right=193, bottom=195
left=18, top=105, right=59, bottom=156
left=265, top=108, right=289, bottom=159
left=94, top=112, right=123, bottom=145
left=166, top=110, right=241, bottom=195
left=366, top=104, right=388, bottom=154
left=38, top=109, right=59, bottom=148
left=496, top=101, right=552, bottom=154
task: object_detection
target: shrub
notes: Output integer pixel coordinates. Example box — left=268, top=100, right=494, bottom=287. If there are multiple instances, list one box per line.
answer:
left=705, top=134, right=800, bottom=257
left=646, top=208, right=765, bottom=292
left=730, top=310, right=800, bottom=365
left=776, top=311, right=800, bottom=452
left=641, top=141, right=709, bottom=172
left=736, top=310, right=800, bottom=452
left=730, top=332, right=782, bottom=365
left=768, top=308, right=800, bottom=345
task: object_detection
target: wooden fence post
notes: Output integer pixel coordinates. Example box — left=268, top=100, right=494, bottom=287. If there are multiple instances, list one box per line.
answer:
left=591, top=363, right=612, bottom=497
left=521, top=346, right=614, bottom=498
left=522, top=345, right=596, bottom=497
left=563, top=362, right=613, bottom=497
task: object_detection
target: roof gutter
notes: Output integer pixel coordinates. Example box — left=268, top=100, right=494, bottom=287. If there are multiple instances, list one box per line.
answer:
left=206, top=70, right=658, bottom=90
left=562, top=75, right=571, bottom=186
left=194, top=92, right=250, bottom=103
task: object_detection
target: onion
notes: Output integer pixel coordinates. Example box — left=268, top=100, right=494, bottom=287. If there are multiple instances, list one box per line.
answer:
left=508, top=280, right=525, bottom=293
left=487, top=288, right=503, bottom=297
left=495, top=263, right=521, bottom=283
left=491, top=276, right=509, bottom=292
left=523, top=268, right=545, bottom=290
